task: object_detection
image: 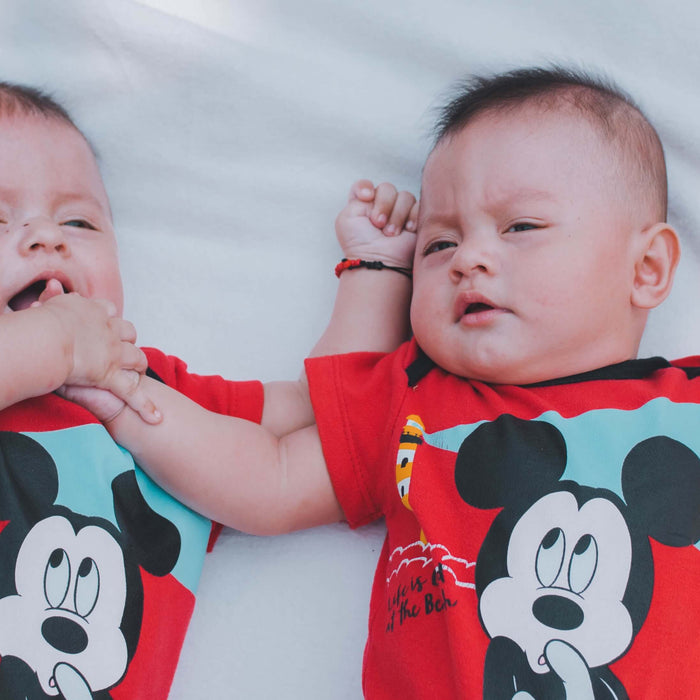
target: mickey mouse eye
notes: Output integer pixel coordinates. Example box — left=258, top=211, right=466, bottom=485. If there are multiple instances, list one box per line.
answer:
left=44, top=548, right=71, bottom=608
left=568, top=534, right=598, bottom=594
left=536, top=528, right=565, bottom=587
left=74, top=557, right=100, bottom=617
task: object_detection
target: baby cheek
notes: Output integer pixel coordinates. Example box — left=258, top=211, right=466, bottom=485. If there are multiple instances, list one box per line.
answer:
left=409, top=287, right=437, bottom=330
left=523, top=259, right=580, bottom=306
left=94, top=263, right=124, bottom=311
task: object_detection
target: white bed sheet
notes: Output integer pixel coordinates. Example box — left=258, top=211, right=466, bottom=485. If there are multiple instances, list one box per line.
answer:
left=2, top=0, right=699, bottom=696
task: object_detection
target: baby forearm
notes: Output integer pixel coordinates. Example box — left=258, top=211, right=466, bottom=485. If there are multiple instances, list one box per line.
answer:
left=310, top=266, right=412, bottom=357
left=261, top=267, right=411, bottom=439
left=106, top=377, right=340, bottom=534
left=0, top=306, right=72, bottom=408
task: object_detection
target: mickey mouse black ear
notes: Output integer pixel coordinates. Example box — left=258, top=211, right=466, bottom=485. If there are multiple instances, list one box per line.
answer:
left=0, top=431, right=59, bottom=519
left=111, top=471, right=181, bottom=576
left=622, top=436, right=700, bottom=547
left=455, top=414, right=567, bottom=510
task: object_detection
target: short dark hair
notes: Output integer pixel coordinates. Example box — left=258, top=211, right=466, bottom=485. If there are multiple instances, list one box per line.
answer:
left=434, top=66, right=668, bottom=220
left=0, top=81, right=78, bottom=127
left=0, top=81, right=100, bottom=160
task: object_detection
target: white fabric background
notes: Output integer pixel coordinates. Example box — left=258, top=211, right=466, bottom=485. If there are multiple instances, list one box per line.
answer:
left=1, top=1, right=699, bottom=696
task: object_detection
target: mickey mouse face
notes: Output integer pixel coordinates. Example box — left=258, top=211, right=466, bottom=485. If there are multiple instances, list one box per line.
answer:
left=0, top=515, right=129, bottom=695
left=479, top=490, right=634, bottom=674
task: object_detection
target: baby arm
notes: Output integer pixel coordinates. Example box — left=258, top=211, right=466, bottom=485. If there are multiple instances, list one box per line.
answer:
left=317, top=178, right=416, bottom=355
left=95, top=181, right=417, bottom=532
left=105, top=378, right=340, bottom=534
left=262, top=179, right=417, bottom=436
left=0, top=279, right=156, bottom=420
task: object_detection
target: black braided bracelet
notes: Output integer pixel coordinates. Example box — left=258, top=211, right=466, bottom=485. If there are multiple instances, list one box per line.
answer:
left=335, top=258, right=413, bottom=279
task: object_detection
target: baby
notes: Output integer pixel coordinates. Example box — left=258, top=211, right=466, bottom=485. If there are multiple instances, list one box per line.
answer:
left=79, top=67, right=700, bottom=698
left=0, top=82, right=416, bottom=698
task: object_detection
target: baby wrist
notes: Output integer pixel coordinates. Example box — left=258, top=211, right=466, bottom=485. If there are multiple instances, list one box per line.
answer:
left=38, top=304, right=76, bottom=385
left=335, top=258, right=412, bottom=279
left=339, top=243, right=413, bottom=270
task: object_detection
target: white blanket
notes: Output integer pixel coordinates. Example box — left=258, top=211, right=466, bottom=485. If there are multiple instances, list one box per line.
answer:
left=3, top=0, right=699, bottom=696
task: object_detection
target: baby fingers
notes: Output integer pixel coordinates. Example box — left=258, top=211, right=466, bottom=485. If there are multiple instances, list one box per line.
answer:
left=369, top=182, right=398, bottom=229
left=108, top=370, right=162, bottom=425
left=384, top=191, right=418, bottom=235
left=92, top=297, right=119, bottom=318
left=114, top=316, right=138, bottom=344
left=119, top=339, right=148, bottom=374
left=370, top=184, right=417, bottom=235
left=349, top=179, right=376, bottom=202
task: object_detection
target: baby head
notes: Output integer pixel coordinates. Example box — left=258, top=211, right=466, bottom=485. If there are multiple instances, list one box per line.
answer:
left=411, top=66, right=678, bottom=385
left=0, top=82, right=123, bottom=315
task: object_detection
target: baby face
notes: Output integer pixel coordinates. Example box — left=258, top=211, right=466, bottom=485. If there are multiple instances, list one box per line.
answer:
left=0, top=115, right=123, bottom=315
left=411, top=107, right=647, bottom=385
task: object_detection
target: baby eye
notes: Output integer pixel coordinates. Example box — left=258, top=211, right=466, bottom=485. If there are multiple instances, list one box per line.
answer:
left=423, top=240, right=457, bottom=256
left=62, top=219, right=96, bottom=230
left=506, top=222, right=538, bottom=233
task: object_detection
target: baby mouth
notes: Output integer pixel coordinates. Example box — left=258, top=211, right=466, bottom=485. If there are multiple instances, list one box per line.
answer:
left=464, top=302, right=494, bottom=315
left=8, top=279, right=69, bottom=311
left=457, top=299, right=509, bottom=326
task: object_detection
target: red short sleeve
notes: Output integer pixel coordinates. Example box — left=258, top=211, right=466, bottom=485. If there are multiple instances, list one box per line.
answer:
left=143, top=347, right=263, bottom=424
left=305, top=345, right=412, bottom=528
left=143, top=348, right=264, bottom=550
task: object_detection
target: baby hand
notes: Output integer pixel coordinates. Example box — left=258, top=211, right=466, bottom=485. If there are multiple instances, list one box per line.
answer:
left=36, top=279, right=161, bottom=424
left=335, top=180, right=418, bottom=268
left=56, top=385, right=129, bottom=423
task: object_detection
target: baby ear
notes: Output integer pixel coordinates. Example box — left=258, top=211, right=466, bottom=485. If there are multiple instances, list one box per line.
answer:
left=631, top=222, right=680, bottom=309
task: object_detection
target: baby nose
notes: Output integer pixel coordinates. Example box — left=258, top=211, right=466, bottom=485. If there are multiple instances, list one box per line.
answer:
left=19, top=217, right=69, bottom=256
left=449, top=238, right=496, bottom=278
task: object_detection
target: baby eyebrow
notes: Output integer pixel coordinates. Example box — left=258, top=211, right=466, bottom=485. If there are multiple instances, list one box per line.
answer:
left=53, top=192, right=104, bottom=209
left=416, top=210, right=457, bottom=230
left=0, top=186, right=18, bottom=205
left=53, top=192, right=113, bottom=222
left=488, top=187, right=557, bottom=206
left=416, top=187, right=558, bottom=231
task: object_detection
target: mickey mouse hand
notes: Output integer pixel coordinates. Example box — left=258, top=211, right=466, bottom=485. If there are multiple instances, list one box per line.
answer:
left=511, top=641, right=594, bottom=700
left=543, top=640, right=594, bottom=700
left=53, top=663, right=94, bottom=700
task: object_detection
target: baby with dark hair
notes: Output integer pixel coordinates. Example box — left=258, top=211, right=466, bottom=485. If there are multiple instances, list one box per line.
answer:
left=74, top=67, right=700, bottom=698
left=435, top=66, right=667, bottom=231
left=0, top=80, right=416, bottom=698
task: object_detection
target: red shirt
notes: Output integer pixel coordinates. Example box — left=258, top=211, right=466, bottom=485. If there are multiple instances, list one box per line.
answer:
left=307, top=340, right=700, bottom=699
left=0, top=347, right=262, bottom=699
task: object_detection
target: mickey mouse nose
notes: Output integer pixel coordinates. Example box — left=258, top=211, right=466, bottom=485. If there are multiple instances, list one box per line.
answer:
left=532, top=595, right=584, bottom=631
left=41, top=616, right=88, bottom=654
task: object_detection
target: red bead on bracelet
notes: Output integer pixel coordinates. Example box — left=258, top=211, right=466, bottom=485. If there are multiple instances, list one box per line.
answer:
left=334, top=258, right=412, bottom=279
